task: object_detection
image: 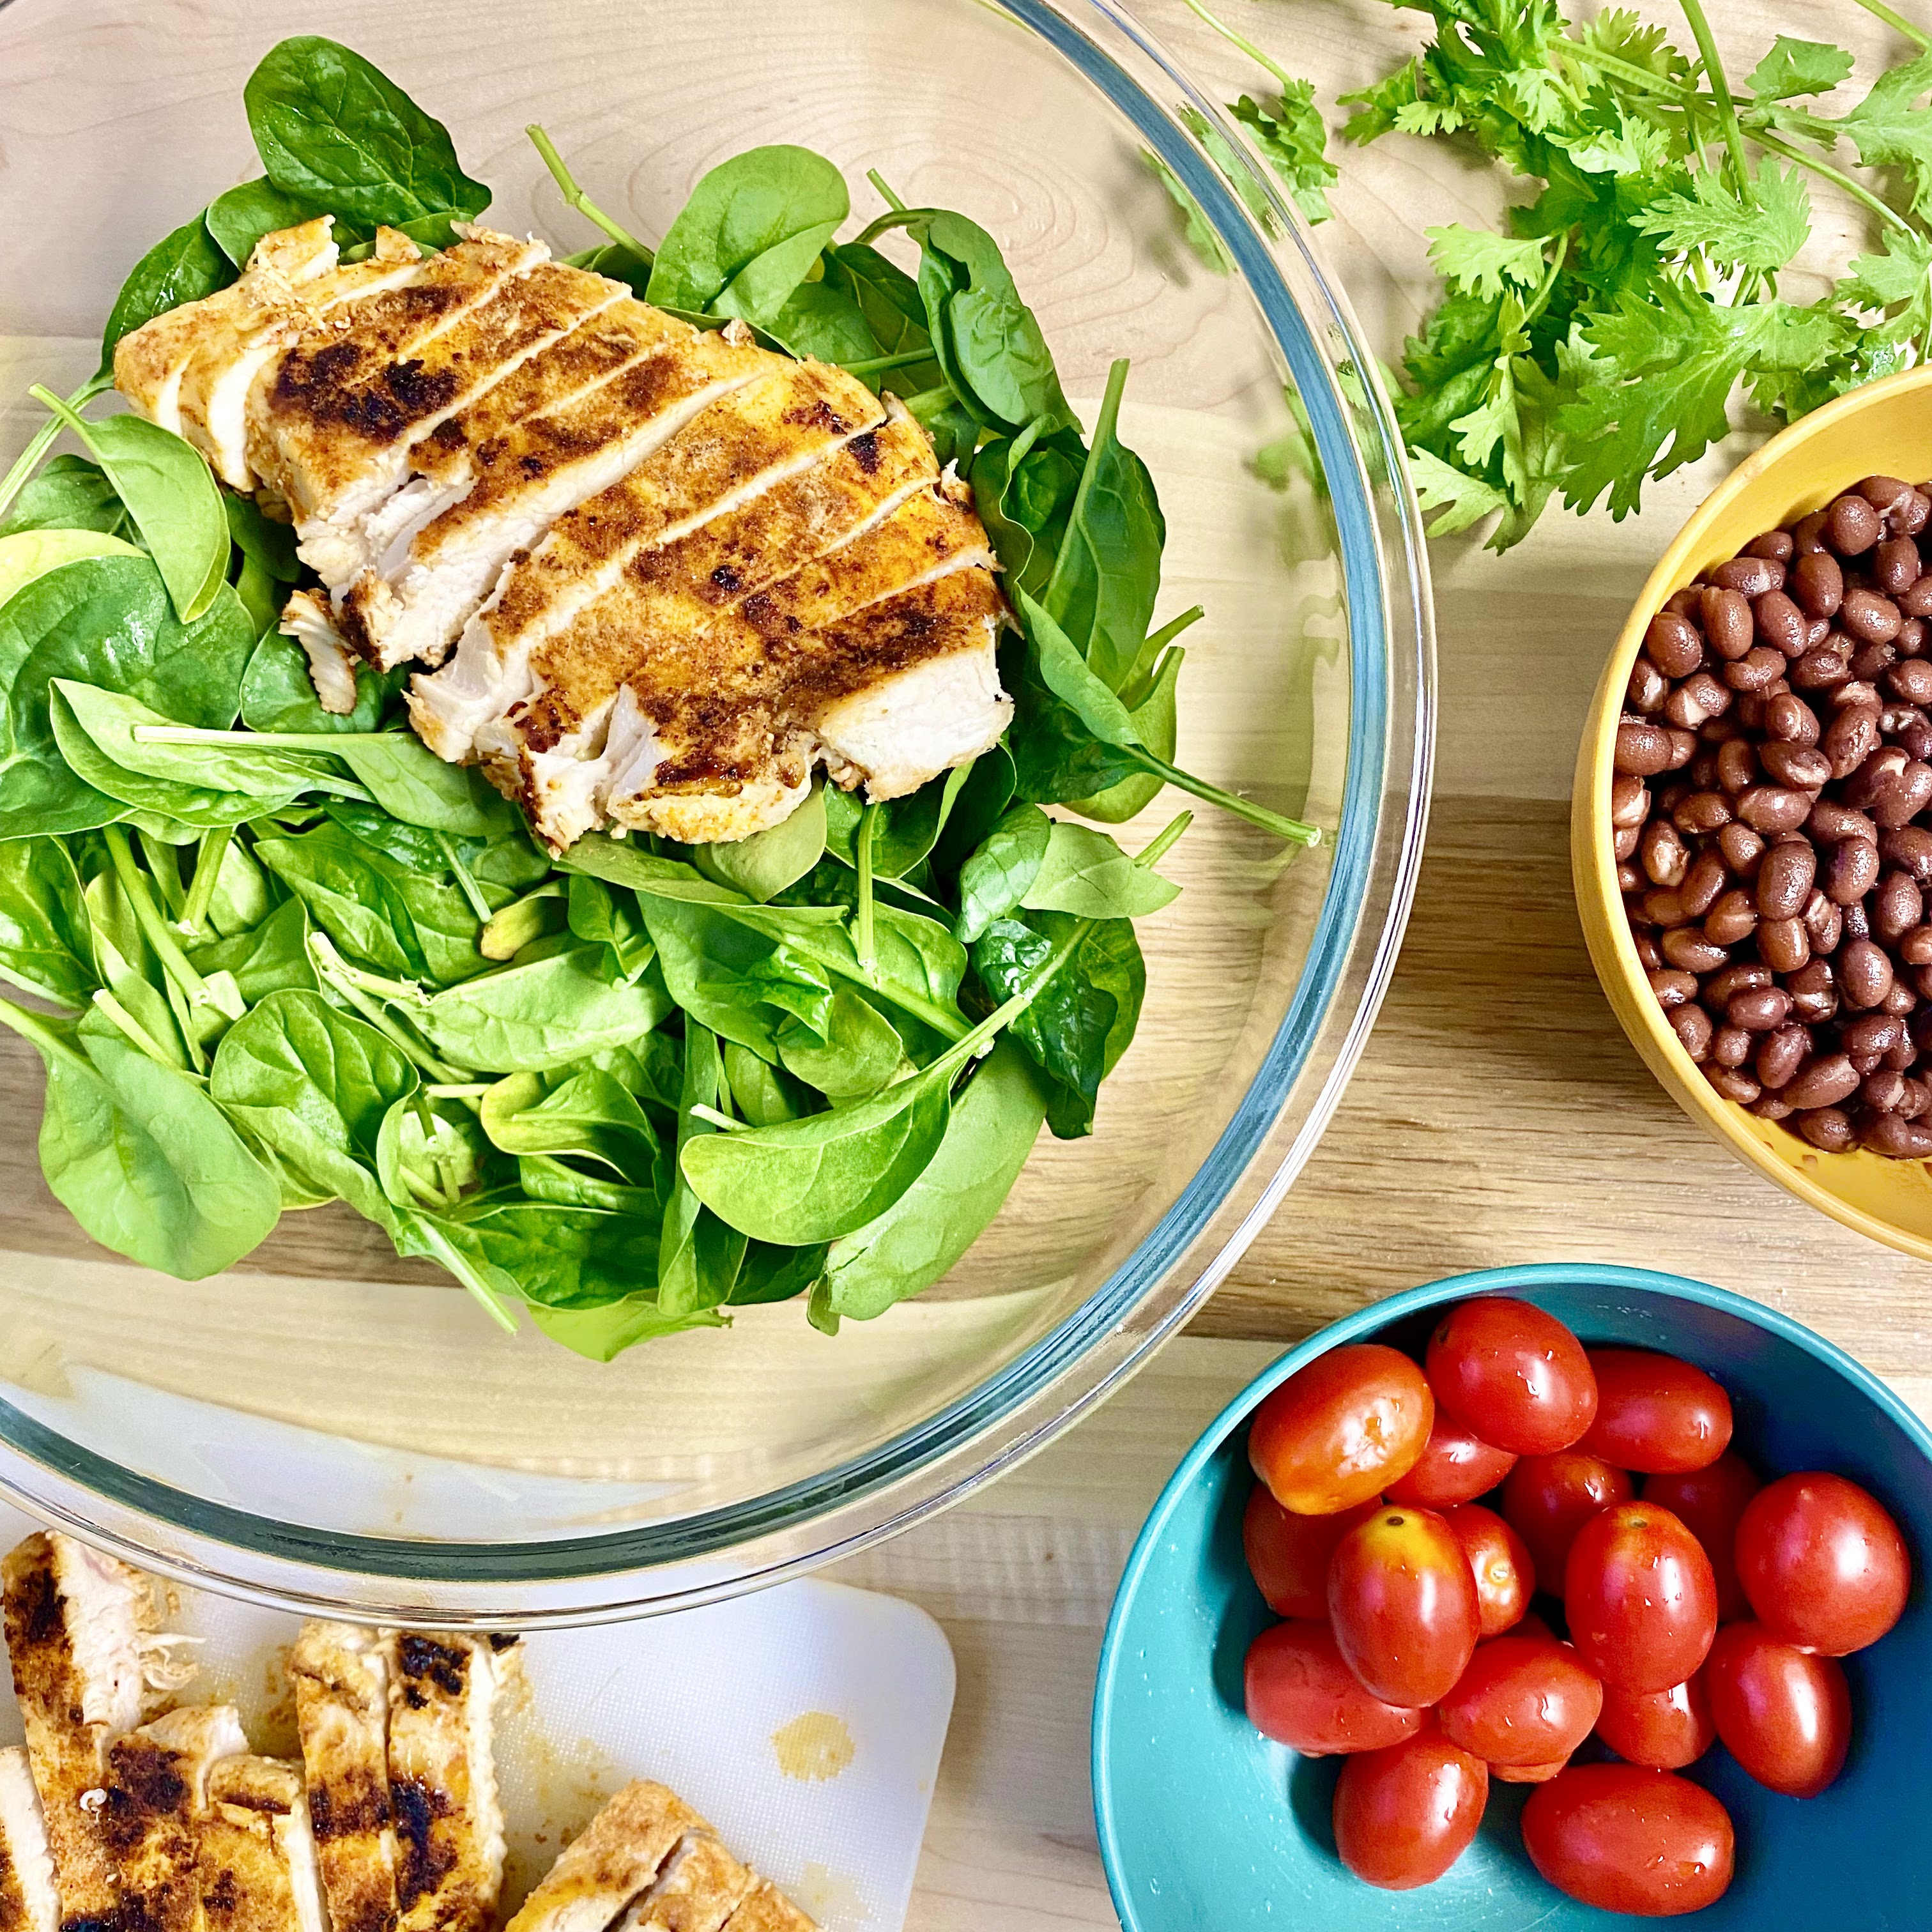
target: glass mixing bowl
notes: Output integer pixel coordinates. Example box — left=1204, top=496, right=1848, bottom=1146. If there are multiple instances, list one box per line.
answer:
left=0, top=0, right=1433, bottom=1623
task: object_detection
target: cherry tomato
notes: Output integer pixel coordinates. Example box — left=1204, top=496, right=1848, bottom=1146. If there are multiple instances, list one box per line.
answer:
left=1248, top=1344, right=1435, bottom=1515
left=1242, top=1487, right=1381, bottom=1620
left=1243, top=1620, right=1426, bottom=1755
left=1735, top=1471, right=1912, bottom=1655
left=1578, top=1348, right=1733, bottom=1474
left=1426, top=1297, right=1597, bottom=1455
left=1565, top=1503, right=1718, bottom=1692
left=1438, top=1634, right=1603, bottom=1767
left=1330, top=1505, right=1482, bottom=1708
left=1705, top=1621, right=1852, bottom=1797
left=1385, top=1413, right=1518, bottom=1508
left=1644, top=1453, right=1761, bottom=1623
left=1443, top=1503, right=1533, bottom=1638
left=1332, top=1726, right=1489, bottom=1890
left=1493, top=1756, right=1569, bottom=1783
left=1594, top=1675, right=1715, bottom=1770
left=1502, top=1452, right=1634, bottom=1586
left=1522, top=1765, right=1734, bottom=1916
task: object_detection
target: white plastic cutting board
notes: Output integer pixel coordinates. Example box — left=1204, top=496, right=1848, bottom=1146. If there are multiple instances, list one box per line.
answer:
left=0, top=1503, right=954, bottom=1932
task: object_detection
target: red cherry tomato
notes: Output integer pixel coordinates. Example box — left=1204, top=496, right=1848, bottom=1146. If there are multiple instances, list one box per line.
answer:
left=1438, top=1634, right=1603, bottom=1767
left=1385, top=1413, right=1519, bottom=1508
left=1426, top=1297, right=1598, bottom=1455
left=1705, top=1621, right=1852, bottom=1797
left=1332, top=1727, right=1489, bottom=1890
left=1502, top=1452, right=1634, bottom=1586
left=1493, top=1756, right=1569, bottom=1783
left=1594, top=1675, right=1715, bottom=1770
left=1579, top=1348, right=1733, bottom=1473
left=1522, top=1765, right=1734, bottom=1915
left=1330, top=1506, right=1482, bottom=1708
left=1566, top=1503, right=1718, bottom=1692
left=1444, top=1503, right=1533, bottom=1638
left=1243, top=1620, right=1427, bottom=1755
left=1644, top=1453, right=1761, bottom=1622
left=1242, top=1487, right=1381, bottom=1620
left=1248, top=1344, right=1435, bottom=1515
left=1735, top=1471, right=1912, bottom=1655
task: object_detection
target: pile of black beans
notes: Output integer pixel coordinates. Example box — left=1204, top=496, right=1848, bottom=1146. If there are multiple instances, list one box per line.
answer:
left=1614, top=473, right=1932, bottom=1159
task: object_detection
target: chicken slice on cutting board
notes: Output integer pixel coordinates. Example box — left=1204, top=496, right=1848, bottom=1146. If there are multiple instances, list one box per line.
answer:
left=199, top=1756, right=327, bottom=1932
left=290, top=1623, right=399, bottom=1932
left=614, top=1834, right=752, bottom=1932
left=385, top=1634, right=518, bottom=1932
left=500, top=1782, right=703, bottom=1932
left=715, top=1882, right=816, bottom=1932
left=2, top=1531, right=195, bottom=1931
left=0, top=1750, right=57, bottom=1932
left=100, top=1706, right=250, bottom=1932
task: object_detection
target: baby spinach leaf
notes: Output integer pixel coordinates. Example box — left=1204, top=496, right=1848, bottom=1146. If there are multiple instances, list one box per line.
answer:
left=817, top=1038, right=1045, bottom=1321
left=427, top=1199, right=666, bottom=1310
left=684, top=781, right=826, bottom=901
left=657, top=1023, right=748, bottom=1315
left=223, top=493, right=302, bottom=583
left=321, top=798, right=546, bottom=892
left=36, top=397, right=228, bottom=623
left=0, top=457, right=133, bottom=543
left=201, top=835, right=272, bottom=938
left=205, top=177, right=338, bottom=268
left=209, top=988, right=418, bottom=1228
left=1064, top=643, right=1184, bottom=822
left=641, top=889, right=836, bottom=1059
left=416, top=937, right=671, bottom=1070
left=244, top=37, right=491, bottom=231
left=241, top=631, right=405, bottom=734
left=955, top=804, right=1052, bottom=942
left=648, top=146, right=850, bottom=326
left=100, top=215, right=236, bottom=371
left=233, top=554, right=281, bottom=641
left=527, top=1295, right=724, bottom=1363
left=0, top=529, right=144, bottom=610
left=594, top=1031, right=684, bottom=1116
left=376, top=1095, right=488, bottom=1209
left=1002, top=634, right=1140, bottom=806
left=1020, top=820, right=1181, bottom=919
left=565, top=874, right=654, bottom=982
left=188, top=898, right=318, bottom=1005
left=0, top=839, right=96, bottom=1011
left=776, top=985, right=903, bottom=1098
left=0, top=999, right=279, bottom=1278
left=731, top=1240, right=828, bottom=1306
left=721, top=1042, right=808, bottom=1126
left=1017, top=587, right=1142, bottom=747
left=479, top=1066, right=660, bottom=1183
left=516, top=1154, right=659, bottom=1216
left=822, top=768, right=967, bottom=881
left=970, top=423, right=1085, bottom=602
left=932, top=745, right=1017, bottom=877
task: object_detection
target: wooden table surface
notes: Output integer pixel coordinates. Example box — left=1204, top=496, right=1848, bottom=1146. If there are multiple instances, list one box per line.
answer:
left=866, top=3, right=1932, bottom=1925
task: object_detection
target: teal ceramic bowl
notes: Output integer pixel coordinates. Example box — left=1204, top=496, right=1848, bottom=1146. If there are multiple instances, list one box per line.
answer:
left=1092, top=1264, right=1932, bottom=1930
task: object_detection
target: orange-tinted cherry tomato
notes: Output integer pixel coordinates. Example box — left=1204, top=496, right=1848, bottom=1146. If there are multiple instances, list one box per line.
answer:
left=1385, top=1413, right=1518, bottom=1508
left=1644, top=1453, right=1761, bottom=1622
left=1578, top=1348, right=1733, bottom=1473
left=1329, top=1505, right=1481, bottom=1707
left=1493, top=1756, right=1569, bottom=1783
left=1332, top=1726, right=1489, bottom=1890
left=1566, top=1503, right=1718, bottom=1692
left=1502, top=1452, right=1634, bottom=1586
left=1735, top=1471, right=1912, bottom=1655
left=1444, top=1503, right=1533, bottom=1637
left=1438, top=1633, right=1603, bottom=1767
left=1243, top=1620, right=1427, bottom=1755
left=1426, top=1297, right=1598, bottom=1455
left=1242, top=1486, right=1381, bottom=1620
left=1705, top=1621, right=1852, bottom=1797
left=1594, top=1674, right=1715, bottom=1770
left=1522, top=1765, right=1734, bottom=1915
left=1248, top=1344, right=1435, bottom=1515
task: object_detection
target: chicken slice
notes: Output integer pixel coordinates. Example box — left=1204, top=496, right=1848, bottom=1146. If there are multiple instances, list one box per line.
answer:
left=332, top=312, right=772, bottom=671
left=0, top=1751, right=57, bottom=1932
left=614, top=1836, right=752, bottom=1932
left=717, top=1882, right=815, bottom=1932
left=386, top=1634, right=517, bottom=1932
left=102, top=1706, right=250, bottom=1932
left=290, top=1623, right=398, bottom=1932
left=199, top=1756, right=327, bottom=1932
left=2, top=1531, right=194, bottom=1931
left=501, top=1782, right=703, bottom=1932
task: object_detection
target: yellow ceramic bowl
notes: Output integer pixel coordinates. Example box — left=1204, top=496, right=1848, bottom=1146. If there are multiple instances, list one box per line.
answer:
left=1575, top=365, right=1932, bottom=1260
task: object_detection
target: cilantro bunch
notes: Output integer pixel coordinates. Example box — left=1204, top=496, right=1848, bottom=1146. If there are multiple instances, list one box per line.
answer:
left=1177, top=0, right=1932, bottom=551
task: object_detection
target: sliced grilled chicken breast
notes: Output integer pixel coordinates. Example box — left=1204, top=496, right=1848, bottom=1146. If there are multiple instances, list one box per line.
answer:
left=103, top=1706, right=250, bottom=1932
left=717, top=1882, right=816, bottom=1932
left=386, top=1634, right=516, bottom=1932
left=501, top=1782, right=703, bottom=1932
left=200, top=1756, right=328, bottom=1932
left=0, top=1751, right=57, bottom=1932
left=290, top=1623, right=398, bottom=1932
left=614, top=1835, right=752, bottom=1932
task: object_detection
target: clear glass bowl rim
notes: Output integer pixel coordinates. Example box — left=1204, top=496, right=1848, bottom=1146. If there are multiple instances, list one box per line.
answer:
left=0, top=0, right=1438, bottom=1623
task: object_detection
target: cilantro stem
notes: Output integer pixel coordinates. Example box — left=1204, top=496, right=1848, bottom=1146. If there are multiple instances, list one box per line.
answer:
left=1849, top=0, right=1932, bottom=54
left=1751, top=128, right=1922, bottom=240
left=1519, top=231, right=1570, bottom=333
left=1179, top=0, right=1295, bottom=97
left=0, top=374, right=112, bottom=523
left=1675, top=1, right=1751, bottom=198
left=526, top=124, right=654, bottom=263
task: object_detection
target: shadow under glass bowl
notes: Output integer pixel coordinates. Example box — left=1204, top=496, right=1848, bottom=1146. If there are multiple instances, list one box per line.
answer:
left=0, top=0, right=1434, bottom=1622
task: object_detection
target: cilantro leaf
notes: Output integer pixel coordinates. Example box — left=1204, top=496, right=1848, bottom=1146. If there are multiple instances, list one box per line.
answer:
left=1229, top=82, right=1338, bottom=225
left=1630, top=160, right=1811, bottom=272
left=1835, top=54, right=1932, bottom=217
left=1407, top=446, right=1508, bottom=537
left=1425, top=224, right=1546, bottom=300
left=1141, top=150, right=1232, bottom=273
left=1578, top=9, right=1693, bottom=86
left=1838, top=226, right=1932, bottom=355
left=1746, top=36, right=1855, bottom=102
